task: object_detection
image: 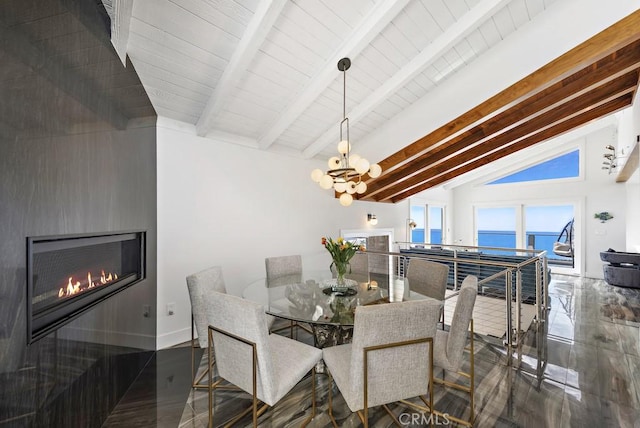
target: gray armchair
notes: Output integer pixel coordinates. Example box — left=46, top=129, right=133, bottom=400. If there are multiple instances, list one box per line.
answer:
left=322, top=298, right=442, bottom=427
left=206, top=291, right=322, bottom=427
left=186, top=266, right=227, bottom=390
left=433, top=275, right=478, bottom=427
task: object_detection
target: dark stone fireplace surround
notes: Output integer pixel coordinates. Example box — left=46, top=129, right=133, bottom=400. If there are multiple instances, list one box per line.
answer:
left=0, top=132, right=157, bottom=428
left=0, top=137, right=157, bottom=428
left=0, top=1, right=158, bottom=426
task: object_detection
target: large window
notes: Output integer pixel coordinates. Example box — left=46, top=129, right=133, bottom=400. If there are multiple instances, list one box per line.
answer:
left=476, top=207, right=516, bottom=254
left=475, top=204, right=576, bottom=262
left=488, top=149, right=579, bottom=184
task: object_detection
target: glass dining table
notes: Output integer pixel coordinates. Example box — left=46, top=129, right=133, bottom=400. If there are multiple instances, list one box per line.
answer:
left=242, top=270, right=432, bottom=348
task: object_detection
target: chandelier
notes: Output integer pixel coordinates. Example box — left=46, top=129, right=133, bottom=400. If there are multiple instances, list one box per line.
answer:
left=310, top=57, right=382, bottom=206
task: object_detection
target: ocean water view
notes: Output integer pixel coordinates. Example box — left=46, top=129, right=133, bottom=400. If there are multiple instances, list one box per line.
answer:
left=411, top=229, right=567, bottom=259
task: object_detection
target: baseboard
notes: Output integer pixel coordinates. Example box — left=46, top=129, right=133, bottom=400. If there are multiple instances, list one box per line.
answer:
left=157, top=326, right=191, bottom=350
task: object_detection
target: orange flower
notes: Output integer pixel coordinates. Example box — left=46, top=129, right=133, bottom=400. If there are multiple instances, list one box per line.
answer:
left=321, top=237, right=327, bottom=245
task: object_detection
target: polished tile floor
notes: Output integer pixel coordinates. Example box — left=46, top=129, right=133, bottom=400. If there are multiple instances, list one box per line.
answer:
left=108, top=274, right=640, bottom=427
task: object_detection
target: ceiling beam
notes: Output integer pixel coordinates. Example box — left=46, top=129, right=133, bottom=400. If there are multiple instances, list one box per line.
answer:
left=388, top=95, right=633, bottom=202
left=373, top=9, right=640, bottom=179
left=301, top=0, right=510, bottom=159
left=375, top=75, right=637, bottom=201
left=196, top=0, right=288, bottom=137
left=364, top=44, right=640, bottom=196
left=441, top=115, right=619, bottom=190
left=258, top=0, right=412, bottom=150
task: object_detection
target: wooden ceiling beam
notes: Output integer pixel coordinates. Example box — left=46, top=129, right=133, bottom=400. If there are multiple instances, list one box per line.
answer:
left=371, top=10, right=640, bottom=181
left=386, top=94, right=633, bottom=202
left=366, top=70, right=639, bottom=201
left=364, top=43, right=640, bottom=197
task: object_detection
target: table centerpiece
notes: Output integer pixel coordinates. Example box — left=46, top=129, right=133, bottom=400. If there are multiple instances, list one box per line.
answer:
left=322, top=236, right=365, bottom=292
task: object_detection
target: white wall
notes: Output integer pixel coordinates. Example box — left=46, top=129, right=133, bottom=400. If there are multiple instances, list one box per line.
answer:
left=156, top=118, right=407, bottom=348
left=153, top=1, right=640, bottom=347
left=618, top=102, right=640, bottom=252
left=450, top=125, right=626, bottom=279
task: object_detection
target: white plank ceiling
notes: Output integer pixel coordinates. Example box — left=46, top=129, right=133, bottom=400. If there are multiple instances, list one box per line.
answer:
left=106, top=0, right=559, bottom=159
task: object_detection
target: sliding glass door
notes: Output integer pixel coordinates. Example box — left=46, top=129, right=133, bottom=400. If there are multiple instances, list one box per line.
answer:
left=475, top=204, right=576, bottom=262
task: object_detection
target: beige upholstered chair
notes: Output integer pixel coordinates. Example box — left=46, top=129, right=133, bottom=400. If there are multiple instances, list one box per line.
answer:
left=265, top=255, right=308, bottom=336
left=186, top=266, right=227, bottom=390
left=433, top=275, right=478, bottom=427
left=406, top=258, right=449, bottom=300
left=322, top=298, right=442, bottom=427
left=206, top=291, right=322, bottom=427
left=265, top=255, right=302, bottom=287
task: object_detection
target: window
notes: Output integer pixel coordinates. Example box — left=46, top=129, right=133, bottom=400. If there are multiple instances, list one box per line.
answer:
left=488, top=149, right=579, bottom=184
left=525, top=205, right=574, bottom=264
left=476, top=207, right=516, bottom=254
left=410, top=205, right=425, bottom=243
left=429, top=206, right=444, bottom=245
left=475, top=204, right=576, bottom=264
left=410, top=204, right=445, bottom=244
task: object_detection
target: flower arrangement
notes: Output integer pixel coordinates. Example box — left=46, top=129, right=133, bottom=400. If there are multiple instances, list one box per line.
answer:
left=322, top=237, right=365, bottom=285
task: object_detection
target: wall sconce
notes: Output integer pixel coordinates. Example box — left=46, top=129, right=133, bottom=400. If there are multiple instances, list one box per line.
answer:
left=405, top=218, right=417, bottom=244
left=367, top=214, right=378, bottom=225
left=602, top=145, right=617, bottom=174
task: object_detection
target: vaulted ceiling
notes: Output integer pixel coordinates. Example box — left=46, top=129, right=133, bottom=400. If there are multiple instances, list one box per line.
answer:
left=113, top=0, right=552, bottom=159
left=361, top=14, right=640, bottom=202
left=102, top=0, right=639, bottom=202
left=2, top=1, right=638, bottom=202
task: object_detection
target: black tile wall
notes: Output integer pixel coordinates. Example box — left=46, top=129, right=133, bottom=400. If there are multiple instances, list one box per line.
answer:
left=0, top=1, right=157, bottom=427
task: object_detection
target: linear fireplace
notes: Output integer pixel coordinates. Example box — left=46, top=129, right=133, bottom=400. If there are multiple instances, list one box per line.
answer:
left=27, top=231, right=146, bottom=343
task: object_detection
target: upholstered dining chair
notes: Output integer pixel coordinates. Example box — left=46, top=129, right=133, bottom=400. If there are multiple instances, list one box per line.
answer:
left=186, top=266, right=228, bottom=390
left=322, top=298, right=443, bottom=427
left=265, top=254, right=309, bottom=337
left=206, top=291, right=322, bottom=427
left=406, top=258, right=449, bottom=301
left=433, top=275, right=478, bottom=427
left=265, top=254, right=303, bottom=287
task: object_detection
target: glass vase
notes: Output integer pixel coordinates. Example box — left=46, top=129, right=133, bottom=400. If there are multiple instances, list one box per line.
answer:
left=334, top=260, right=349, bottom=286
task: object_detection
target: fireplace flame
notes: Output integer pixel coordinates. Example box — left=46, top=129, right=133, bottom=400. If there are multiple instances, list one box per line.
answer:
left=57, top=270, right=119, bottom=299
